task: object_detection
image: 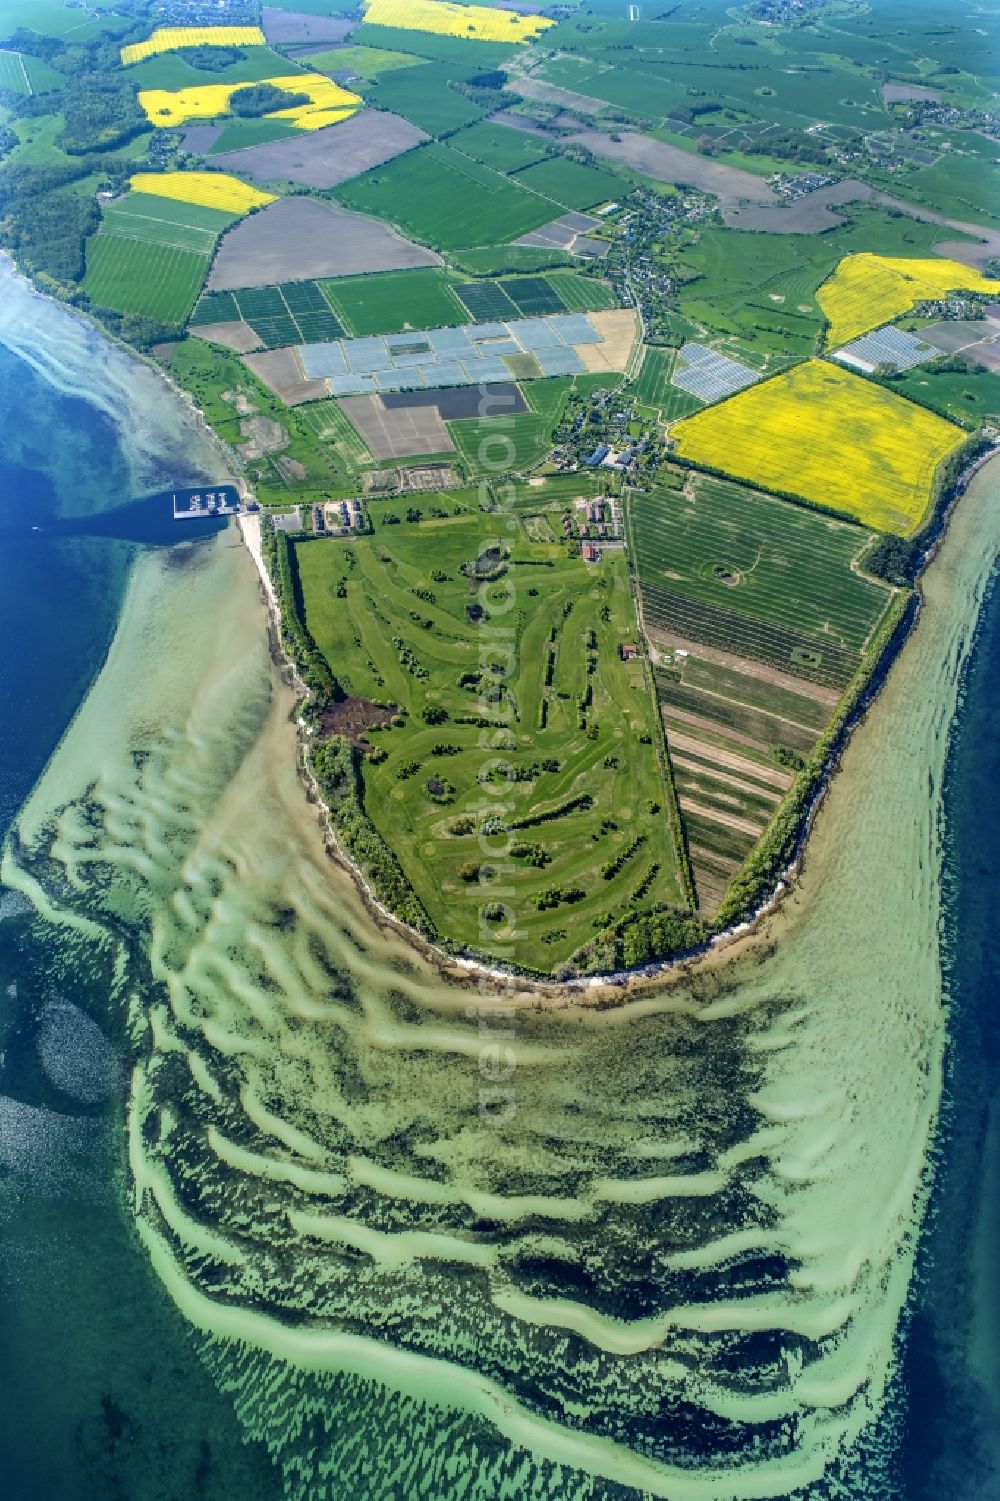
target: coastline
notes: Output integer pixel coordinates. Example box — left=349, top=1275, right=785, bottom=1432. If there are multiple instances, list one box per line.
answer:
left=5, top=242, right=996, bottom=1003
left=232, top=437, right=1000, bottom=999
left=0, top=254, right=244, bottom=501
left=3, top=268, right=998, bottom=1499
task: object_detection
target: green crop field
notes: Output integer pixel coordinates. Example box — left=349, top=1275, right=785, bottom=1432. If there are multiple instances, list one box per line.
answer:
left=306, top=44, right=422, bottom=78
left=295, top=507, right=685, bottom=967
left=295, top=398, right=373, bottom=468
left=450, top=245, right=576, bottom=276
left=512, top=157, right=625, bottom=212
left=448, top=378, right=573, bottom=477
left=866, top=133, right=1000, bottom=229
left=631, top=476, right=894, bottom=658
left=0, top=50, right=29, bottom=93
left=321, top=268, right=469, bottom=336
left=631, top=347, right=702, bottom=420
left=450, top=121, right=552, bottom=174
left=344, top=143, right=559, bottom=251
left=83, top=235, right=210, bottom=323
left=675, top=208, right=968, bottom=355
left=0, top=0, right=112, bottom=34
left=534, top=54, right=688, bottom=121
left=891, top=363, right=1000, bottom=428
left=126, top=47, right=300, bottom=91
left=346, top=24, right=518, bottom=72
left=0, top=48, right=63, bottom=94
left=99, top=192, right=238, bottom=254
left=206, top=118, right=303, bottom=154
left=335, top=142, right=560, bottom=250
left=360, top=58, right=486, bottom=137
left=534, top=41, right=886, bottom=131
left=543, top=270, right=616, bottom=312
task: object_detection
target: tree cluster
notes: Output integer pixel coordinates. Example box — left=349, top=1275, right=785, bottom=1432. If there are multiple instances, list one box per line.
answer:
left=312, top=736, right=435, bottom=935
left=230, top=83, right=311, bottom=119
left=261, top=523, right=344, bottom=711
left=0, top=161, right=100, bottom=283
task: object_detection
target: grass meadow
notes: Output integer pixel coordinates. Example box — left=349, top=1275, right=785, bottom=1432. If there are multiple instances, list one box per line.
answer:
left=334, top=142, right=562, bottom=249
left=321, top=268, right=470, bottom=335
left=100, top=192, right=238, bottom=254
left=84, top=236, right=210, bottom=323
left=295, top=506, right=685, bottom=966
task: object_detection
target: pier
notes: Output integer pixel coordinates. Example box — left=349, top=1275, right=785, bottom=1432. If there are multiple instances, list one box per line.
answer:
left=172, top=484, right=254, bottom=520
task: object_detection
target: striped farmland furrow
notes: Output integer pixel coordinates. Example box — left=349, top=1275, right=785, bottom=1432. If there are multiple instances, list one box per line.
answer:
left=642, top=581, right=859, bottom=688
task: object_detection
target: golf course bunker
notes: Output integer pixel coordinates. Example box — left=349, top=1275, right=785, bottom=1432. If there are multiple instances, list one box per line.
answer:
left=208, top=198, right=440, bottom=291
left=337, top=394, right=457, bottom=458
left=564, top=128, right=778, bottom=208
left=211, top=110, right=428, bottom=189
left=725, top=180, right=871, bottom=233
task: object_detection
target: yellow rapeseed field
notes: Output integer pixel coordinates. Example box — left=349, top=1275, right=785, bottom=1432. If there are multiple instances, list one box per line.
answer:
left=819, top=253, right=999, bottom=347
left=139, top=75, right=361, bottom=131
left=362, top=0, right=554, bottom=43
left=121, top=26, right=266, bottom=65
left=670, top=359, right=965, bottom=535
left=129, top=172, right=277, bottom=215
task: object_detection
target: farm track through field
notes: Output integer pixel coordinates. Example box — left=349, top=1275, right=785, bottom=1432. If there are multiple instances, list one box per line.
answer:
left=662, top=703, right=776, bottom=756
left=632, top=484, right=888, bottom=650
left=642, top=582, right=859, bottom=688
left=679, top=797, right=765, bottom=840
left=98, top=220, right=218, bottom=255
left=672, top=756, right=783, bottom=805
left=664, top=729, right=794, bottom=790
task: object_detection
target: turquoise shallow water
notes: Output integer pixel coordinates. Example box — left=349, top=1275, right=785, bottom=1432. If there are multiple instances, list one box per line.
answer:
left=0, top=313, right=278, bottom=1500
left=0, top=343, right=129, bottom=835
left=1, top=273, right=999, bottom=1499
left=901, top=560, right=1000, bottom=1501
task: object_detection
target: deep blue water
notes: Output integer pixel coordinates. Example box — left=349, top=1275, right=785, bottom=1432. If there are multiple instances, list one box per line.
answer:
left=0, top=344, right=224, bottom=837
left=0, top=349, right=125, bottom=836
left=902, top=560, right=1000, bottom=1501
left=0, top=341, right=276, bottom=1501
